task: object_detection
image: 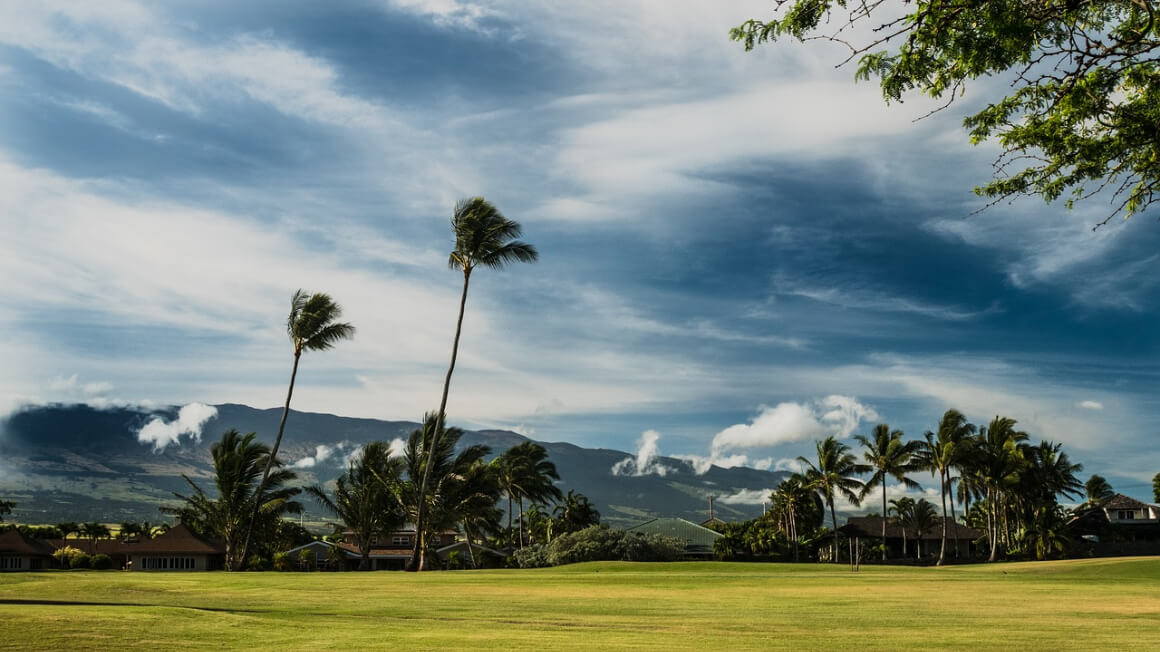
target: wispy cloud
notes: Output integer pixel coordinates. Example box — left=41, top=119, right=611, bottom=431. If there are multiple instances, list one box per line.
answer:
left=136, top=403, right=218, bottom=452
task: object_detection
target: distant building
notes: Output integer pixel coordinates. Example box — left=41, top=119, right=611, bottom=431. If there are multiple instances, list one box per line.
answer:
left=626, top=517, right=723, bottom=558
left=123, top=524, right=226, bottom=571
left=831, top=516, right=984, bottom=559
left=0, top=529, right=57, bottom=571
left=1100, top=494, right=1160, bottom=524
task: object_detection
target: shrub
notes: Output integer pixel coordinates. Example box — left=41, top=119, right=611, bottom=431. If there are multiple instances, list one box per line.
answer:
left=272, top=552, right=292, bottom=572
left=247, top=555, right=273, bottom=571
left=52, top=546, right=91, bottom=569
left=90, top=554, right=113, bottom=570
left=297, top=549, right=315, bottom=571
left=515, top=525, right=685, bottom=568
left=69, top=552, right=92, bottom=569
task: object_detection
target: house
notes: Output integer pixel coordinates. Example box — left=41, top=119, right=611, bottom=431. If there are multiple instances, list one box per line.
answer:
left=286, top=537, right=505, bottom=570
left=44, top=537, right=133, bottom=569
left=833, top=516, right=984, bottom=559
left=1100, top=494, right=1160, bottom=524
left=334, top=526, right=459, bottom=570
left=626, top=517, right=723, bottom=557
left=0, top=529, right=57, bottom=571
left=124, top=523, right=226, bottom=571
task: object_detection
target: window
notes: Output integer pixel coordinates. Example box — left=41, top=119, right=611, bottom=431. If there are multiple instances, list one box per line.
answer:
left=0, top=556, right=23, bottom=570
left=1118, top=510, right=1137, bottom=520
left=392, top=536, right=409, bottom=546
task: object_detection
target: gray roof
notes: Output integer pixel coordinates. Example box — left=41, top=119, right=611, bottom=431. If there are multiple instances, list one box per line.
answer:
left=626, top=517, right=723, bottom=552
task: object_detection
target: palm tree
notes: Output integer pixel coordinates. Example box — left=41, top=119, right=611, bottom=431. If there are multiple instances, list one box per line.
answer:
left=402, top=413, right=500, bottom=570
left=411, top=198, right=538, bottom=571
left=856, top=424, right=923, bottom=560
left=306, top=441, right=405, bottom=571
left=915, top=410, right=976, bottom=564
left=1083, top=474, right=1115, bottom=508
left=491, top=442, right=562, bottom=549
left=769, top=474, right=820, bottom=561
left=902, top=499, right=939, bottom=559
left=167, top=429, right=302, bottom=570
left=978, top=416, right=1029, bottom=562
left=798, top=436, right=869, bottom=563
left=553, top=490, right=601, bottom=535
left=79, top=522, right=110, bottom=548
left=889, top=497, right=916, bottom=557
left=238, top=290, right=354, bottom=568
left=56, top=522, right=79, bottom=540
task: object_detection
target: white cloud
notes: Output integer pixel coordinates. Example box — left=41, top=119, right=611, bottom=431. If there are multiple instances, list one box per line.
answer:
left=388, top=438, right=407, bottom=458
left=611, top=430, right=674, bottom=477
left=135, top=403, right=218, bottom=452
left=292, top=444, right=339, bottom=469
left=1078, top=400, right=1104, bottom=411
left=711, top=395, right=879, bottom=455
left=717, top=488, right=776, bottom=506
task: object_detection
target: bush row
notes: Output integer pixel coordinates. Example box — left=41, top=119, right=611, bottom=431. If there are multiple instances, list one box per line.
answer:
left=515, top=525, right=685, bottom=568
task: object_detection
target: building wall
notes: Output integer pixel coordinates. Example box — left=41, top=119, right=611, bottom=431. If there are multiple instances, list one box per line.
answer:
left=128, top=554, right=212, bottom=571
left=0, top=555, right=49, bottom=571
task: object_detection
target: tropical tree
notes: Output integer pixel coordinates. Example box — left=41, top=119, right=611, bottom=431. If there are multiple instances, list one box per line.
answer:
left=0, top=500, right=13, bottom=522
left=769, top=473, right=823, bottom=561
left=238, top=290, right=355, bottom=568
left=411, top=198, right=538, bottom=571
left=889, top=497, right=917, bottom=558
left=553, top=490, right=601, bottom=536
left=798, top=436, right=869, bottom=563
left=901, top=499, right=939, bottom=560
left=917, top=409, right=977, bottom=564
left=401, top=413, right=501, bottom=570
left=306, top=441, right=406, bottom=571
left=978, top=417, right=1030, bottom=562
left=1154, top=472, right=1160, bottom=503
left=732, top=1, right=1160, bottom=226
left=56, top=521, right=79, bottom=539
left=167, top=429, right=302, bottom=570
left=491, top=441, right=562, bottom=549
left=856, top=424, right=923, bottom=560
left=1083, top=475, right=1115, bottom=508
left=79, top=522, right=111, bottom=547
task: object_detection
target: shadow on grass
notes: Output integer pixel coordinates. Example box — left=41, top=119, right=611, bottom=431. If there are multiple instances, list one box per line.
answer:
left=0, top=598, right=261, bottom=613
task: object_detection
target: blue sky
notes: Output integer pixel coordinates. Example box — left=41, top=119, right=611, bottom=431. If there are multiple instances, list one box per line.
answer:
left=0, top=1, right=1157, bottom=502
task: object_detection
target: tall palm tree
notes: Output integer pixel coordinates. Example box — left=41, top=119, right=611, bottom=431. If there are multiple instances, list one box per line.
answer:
left=166, top=429, right=302, bottom=570
left=916, top=410, right=976, bottom=564
left=855, top=424, right=923, bottom=561
left=56, top=522, right=79, bottom=540
left=798, top=436, right=869, bottom=563
left=238, top=290, right=354, bottom=568
left=1083, top=474, right=1115, bottom=508
left=553, top=490, right=601, bottom=536
left=978, top=416, right=1029, bottom=562
left=769, top=474, right=820, bottom=561
left=306, top=441, right=405, bottom=571
left=411, top=198, right=538, bottom=571
left=491, top=442, right=562, bottom=548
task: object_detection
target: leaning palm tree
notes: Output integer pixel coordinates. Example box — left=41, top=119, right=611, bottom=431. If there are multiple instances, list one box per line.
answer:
left=978, top=416, right=1029, bottom=562
left=166, top=429, right=302, bottom=570
left=238, top=290, right=354, bottom=568
left=411, top=198, right=538, bottom=571
left=799, top=436, right=869, bottom=563
left=933, top=409, right=976, bottom=559
left=856, top=424, right=923, bottom=561
left=306, top=441, right=405, bottom=571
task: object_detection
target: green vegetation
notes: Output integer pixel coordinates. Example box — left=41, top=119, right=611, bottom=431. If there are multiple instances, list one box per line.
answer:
left=1, top=559, right=1158, bottom=649
left=415, top=197, right=538, bottom=571
left=515, top=525, right=683, bottom=568
left=241, top=290, right=355, bottom=569
left=732, top=1, right=1160, bottom=225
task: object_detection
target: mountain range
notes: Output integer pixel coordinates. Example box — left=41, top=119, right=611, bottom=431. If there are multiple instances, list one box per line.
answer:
left=0, top=403, right=788, bottom=528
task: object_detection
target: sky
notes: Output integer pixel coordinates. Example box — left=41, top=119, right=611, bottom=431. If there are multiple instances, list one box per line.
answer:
left=0, top=1, right=1157, bottom=502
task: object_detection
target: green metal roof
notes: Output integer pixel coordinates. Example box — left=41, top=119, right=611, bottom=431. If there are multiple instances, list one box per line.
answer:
left=626, top=517, right=723, bottom=553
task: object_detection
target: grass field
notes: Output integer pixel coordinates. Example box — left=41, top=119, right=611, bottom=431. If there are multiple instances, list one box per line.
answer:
left=1, top=558, right=1158, bottom=650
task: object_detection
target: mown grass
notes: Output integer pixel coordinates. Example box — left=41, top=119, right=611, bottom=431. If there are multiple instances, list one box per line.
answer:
left=1, top=558, right=1158, bottom=650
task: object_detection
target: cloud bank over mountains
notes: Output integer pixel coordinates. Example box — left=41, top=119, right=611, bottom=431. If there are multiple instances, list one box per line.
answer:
left=135, top=403, right=218, bottom=451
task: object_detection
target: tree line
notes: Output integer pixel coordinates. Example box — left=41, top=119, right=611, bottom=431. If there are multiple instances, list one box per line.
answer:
left=719, top=409, right=1152, bottom=565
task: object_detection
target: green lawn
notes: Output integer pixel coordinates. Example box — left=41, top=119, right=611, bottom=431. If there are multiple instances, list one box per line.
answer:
left=1, top=558, right=1158, bottom=650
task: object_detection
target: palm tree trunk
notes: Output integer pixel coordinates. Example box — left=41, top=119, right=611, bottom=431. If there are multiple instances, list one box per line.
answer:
left=829, top=499, right=839, bottom=564
left=949, top=480, right=960, bottom=559
left=361, top=550, right=370, bottom=571
left=412, top=269, right=472, bottom=571
left=237, top=349, right=301, bottom=571
left=900, top=528, right=907, bottom=557
left=881, top=483, right=888, bottom=561
left=938, top=469, right=948, bottom=566
left=507, top=492, right=514, bottom=550
left=518, top=497, right=526, bottom=549
left=988, top=489, right=999, bottom=562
